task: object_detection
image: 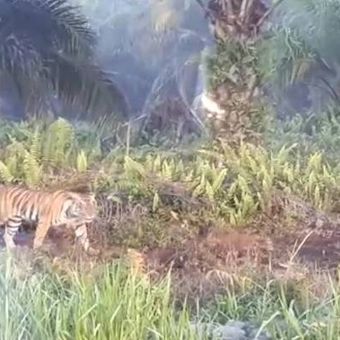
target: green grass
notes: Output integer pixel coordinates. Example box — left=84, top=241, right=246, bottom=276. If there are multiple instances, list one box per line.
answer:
left=0, top=255, right=198, bottom=340
left=0, top=254, right=340, bottom=339
left=206, top=275, right=340, bottom=339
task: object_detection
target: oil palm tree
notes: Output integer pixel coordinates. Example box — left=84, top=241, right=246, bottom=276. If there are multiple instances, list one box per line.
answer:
left=194, top=0, right=275, bottom=140
left=258, top=0, right=340, bottom=119
left=0, top=0, right=129, bottom=120
left=75, top=0, right=211, bottom=143
left=201, top=0, right=340, bottom=135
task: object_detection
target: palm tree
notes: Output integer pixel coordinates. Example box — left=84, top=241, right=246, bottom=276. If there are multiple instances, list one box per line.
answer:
left=193, top=0, right=274, bottom=140
left=200, top=0, right=340, bottom=137
left=257, top=0, right=340, bottom=119
left=0, top=0, right=129, bottom=120
left=75, top=0, right=211, bottom=143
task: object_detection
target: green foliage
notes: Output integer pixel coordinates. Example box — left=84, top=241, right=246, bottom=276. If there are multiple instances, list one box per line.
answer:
left=0, top=118, right=104, bottom=187
left=0, top=116, right=339, bottom=221
left=256, top=0, right=340, bottom=113
left=0, top=161, right=14, bottom=183
left=76, top=150, right=88, bottom=173
left=94, top=134, right=340, bottom=233
left=205, top=0, right=340, bottom=123
left=265, top=110, right=340, bottom=165
left=43, top=118, right=75, bottom=167
left=258, top=27, right=314, bottom=88
left=0, top=257, right=197, bottom=339
left=0, top=114, right=339, bottom=248
left=205, top=40, right=259, bottom=91
left=0, top=0, right=128, bottom=119
left=207, top=275, right=340, bottom=339
left=1, top=254, right=340, bottom=339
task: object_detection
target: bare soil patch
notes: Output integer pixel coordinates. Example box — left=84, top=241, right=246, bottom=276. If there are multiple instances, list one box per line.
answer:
left=2, top=207, right=340, bottom=303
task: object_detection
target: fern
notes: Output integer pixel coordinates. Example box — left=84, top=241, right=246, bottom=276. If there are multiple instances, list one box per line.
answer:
left=29, top=129, right=42, bottom=163
left=5, top=141, right=27, bottom=179
left=43, top=118, right=75, bottom=167
left=124, top=156, right=146, bottom=179
left=0, top=161, right=14, bottom=183
left=23, top=151, right=42, bottom=187
left=76, top=150, right=88, bottom=173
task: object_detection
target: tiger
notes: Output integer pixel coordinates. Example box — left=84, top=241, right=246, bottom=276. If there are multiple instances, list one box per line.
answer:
left=0, top=185, right=98, bottom=254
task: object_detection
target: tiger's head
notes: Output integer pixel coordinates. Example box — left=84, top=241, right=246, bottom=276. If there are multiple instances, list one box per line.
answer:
left=68, top=193, right=98, bottom=224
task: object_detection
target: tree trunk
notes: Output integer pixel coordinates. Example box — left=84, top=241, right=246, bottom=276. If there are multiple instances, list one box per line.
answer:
left=199, top=0, right=271, bottom=142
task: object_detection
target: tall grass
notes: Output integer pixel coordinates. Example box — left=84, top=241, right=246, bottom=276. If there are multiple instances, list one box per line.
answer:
left=206, top=274, right=340, bottom=339
left=0, top=255, right=197, bottom=340
left=0, top=253, right=340, bottom=339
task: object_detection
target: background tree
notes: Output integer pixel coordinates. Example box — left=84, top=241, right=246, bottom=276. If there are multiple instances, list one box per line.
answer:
left=258, top=0, right=340, bottom=120
left=202, top=0, right=340, bottom=138
left=195, top=0, right=274, bottom=141
left=75, top=0, right=213, bottom=144
left=0, top=0, right=129, bottom=120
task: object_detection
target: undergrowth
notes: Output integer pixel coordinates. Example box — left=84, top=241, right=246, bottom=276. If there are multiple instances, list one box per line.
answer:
left=0, top=255, right=196, bottom=340
left=0, top=253, right=340, bottom=339
left=0, top=114, right=339, bottom=338
left=204, top=272, right=340, bottom=339
left=0, top=115, right=340, bottom=247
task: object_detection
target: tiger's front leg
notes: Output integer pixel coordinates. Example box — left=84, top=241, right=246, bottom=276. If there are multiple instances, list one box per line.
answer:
left=74, top=224, right=99, bottom=256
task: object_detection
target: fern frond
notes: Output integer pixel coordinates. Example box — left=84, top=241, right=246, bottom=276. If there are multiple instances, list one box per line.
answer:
left=23, top=151, right=42, bottom=187
left=0, top=161, right=14, bottom=183
left=29, top=128, right=42, bottom=163
left=76, top=150, right=88, bottom=172
left=43, top=118, right=75, bottom=167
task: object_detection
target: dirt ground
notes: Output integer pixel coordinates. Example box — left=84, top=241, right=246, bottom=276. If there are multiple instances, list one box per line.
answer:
left=2, top=220, right=340, bottom=270
left=2, top=216, right=340, bottom=298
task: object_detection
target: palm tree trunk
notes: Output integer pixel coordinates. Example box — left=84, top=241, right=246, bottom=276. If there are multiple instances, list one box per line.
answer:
left=199, top=0, right=270, bottom=142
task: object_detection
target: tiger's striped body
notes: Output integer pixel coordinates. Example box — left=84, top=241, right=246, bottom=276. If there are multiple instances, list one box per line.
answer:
left=0, top=185, right=97, bottom=253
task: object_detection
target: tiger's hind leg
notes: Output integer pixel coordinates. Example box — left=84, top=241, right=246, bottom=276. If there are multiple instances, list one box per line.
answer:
left=4, top=216, right=23, bottom=250
left=33, top=219, right=49, bottom=250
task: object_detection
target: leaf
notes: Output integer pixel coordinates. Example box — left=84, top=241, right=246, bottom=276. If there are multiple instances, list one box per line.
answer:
left=152, top=192, right=160, bottom=212
left=30, top=128, right=42, bottom=162
left=0, top=161, right=14, bottom=183
left=0, top=0, right=128, bottom=118
left=124, top=156, right=146, bottom=178
left=43, top=118, right=75, bottom=167
left=161, top=160, right=172, bottom=179
left=23, top=151, right=42, bottom=187
left=212, top=168, right=228, bottom=193
left=205, top=181, right=215, bottom=202
left=76, top=150, right=88, bottom=173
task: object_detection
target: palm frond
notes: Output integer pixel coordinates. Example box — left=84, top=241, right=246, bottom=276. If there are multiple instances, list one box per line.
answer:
left=0, top=0, right=95, bottom=57
left=47, top=53, right=130, bottom=118
left=0, top=0, right=128, bottom=118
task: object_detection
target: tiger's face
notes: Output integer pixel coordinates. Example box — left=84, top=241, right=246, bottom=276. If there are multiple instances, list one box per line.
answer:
left=82, top=194, right=97, bottom=222
left=70, top=194, right=97, bottom=224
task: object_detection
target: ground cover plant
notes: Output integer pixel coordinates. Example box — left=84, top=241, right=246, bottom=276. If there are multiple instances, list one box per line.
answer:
left=0, top=115, right=338, bottom=339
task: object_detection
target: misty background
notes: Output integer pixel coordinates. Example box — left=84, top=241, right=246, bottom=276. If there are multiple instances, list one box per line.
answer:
left=2, top=0, right=340, bottom=136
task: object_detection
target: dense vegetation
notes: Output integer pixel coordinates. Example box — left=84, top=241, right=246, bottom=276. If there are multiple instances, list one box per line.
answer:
left=2, top=255, right=340, bottom=340
left=2, top=0, right=340, bottom=339
left=0, top=113, right=338, bottom=338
